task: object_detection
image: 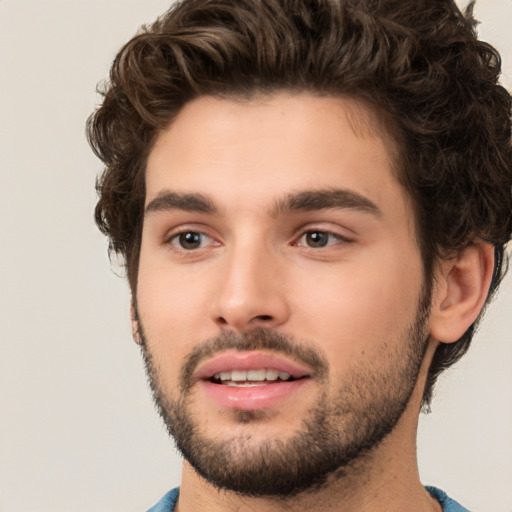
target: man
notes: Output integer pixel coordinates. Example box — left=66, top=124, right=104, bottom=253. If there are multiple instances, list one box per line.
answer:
left=87, top=0, right=512, bottom=511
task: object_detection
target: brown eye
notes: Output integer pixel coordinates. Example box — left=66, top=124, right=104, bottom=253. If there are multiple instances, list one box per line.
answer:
left=305, top=231, right=329, bottom=248
left=171, top=231, right=211, bottom=250
left=297, top=230, right=346, bottom=248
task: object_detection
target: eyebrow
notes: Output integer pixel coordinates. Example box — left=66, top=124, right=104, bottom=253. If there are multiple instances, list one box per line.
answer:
left=271, top=189, right=381, bottom=217
left=144, top=188, right=381, bottom=218
left=145, top=191, right=217, bottom=215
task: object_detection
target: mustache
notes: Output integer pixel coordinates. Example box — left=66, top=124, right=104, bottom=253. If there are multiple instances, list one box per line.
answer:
left=179, top=327, right=329, bottom=392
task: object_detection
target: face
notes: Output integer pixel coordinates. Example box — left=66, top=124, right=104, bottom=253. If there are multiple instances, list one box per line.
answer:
left=136, top=93, right=431, bottom=497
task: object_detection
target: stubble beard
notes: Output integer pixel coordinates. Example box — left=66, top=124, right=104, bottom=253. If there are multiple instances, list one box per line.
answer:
left=138, top=289, right=431, bottom=499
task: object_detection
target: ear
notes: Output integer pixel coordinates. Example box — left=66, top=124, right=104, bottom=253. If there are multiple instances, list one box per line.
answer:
left=429, top=242, right=494, bottom=343
left=130, top=298, right=142, bottom=345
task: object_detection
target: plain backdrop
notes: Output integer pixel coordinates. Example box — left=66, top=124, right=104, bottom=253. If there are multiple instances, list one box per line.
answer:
left=0, top=1, right=511, bottom=511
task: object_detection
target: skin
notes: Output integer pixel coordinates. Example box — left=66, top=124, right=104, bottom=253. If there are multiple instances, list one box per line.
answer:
left=134, top=93, right=494, bottom=512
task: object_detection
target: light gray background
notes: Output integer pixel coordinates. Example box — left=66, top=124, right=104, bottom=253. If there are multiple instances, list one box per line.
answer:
left=0, top=1, right=511, bottom=511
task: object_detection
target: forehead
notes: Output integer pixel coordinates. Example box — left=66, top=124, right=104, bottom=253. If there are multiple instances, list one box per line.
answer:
left=145, top=92, right=408, bottom=220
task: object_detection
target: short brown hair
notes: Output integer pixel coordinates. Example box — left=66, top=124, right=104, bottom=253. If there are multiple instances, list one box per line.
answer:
left=87, top=0, right=512, bottom=406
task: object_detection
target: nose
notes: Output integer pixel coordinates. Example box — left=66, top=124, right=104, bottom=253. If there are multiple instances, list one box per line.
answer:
left=209, top=240, right=290, bottom=332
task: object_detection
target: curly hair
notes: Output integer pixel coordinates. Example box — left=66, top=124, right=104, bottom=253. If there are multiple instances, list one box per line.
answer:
left=87, top=0, right=512, bottom=407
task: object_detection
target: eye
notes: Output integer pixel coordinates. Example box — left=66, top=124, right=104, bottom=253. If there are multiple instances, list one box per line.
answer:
left=296, top=230, right=346, bottom=248
left=169, top=231, right=214, bottom=250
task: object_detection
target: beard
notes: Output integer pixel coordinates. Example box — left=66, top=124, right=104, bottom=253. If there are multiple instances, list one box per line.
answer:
left=137, top=289, right=431, bottom=499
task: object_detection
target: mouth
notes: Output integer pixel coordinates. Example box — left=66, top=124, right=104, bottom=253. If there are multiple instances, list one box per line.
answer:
left=195, top=351, right=312, bottom=410
left=209, top=368, right=305, bottom=387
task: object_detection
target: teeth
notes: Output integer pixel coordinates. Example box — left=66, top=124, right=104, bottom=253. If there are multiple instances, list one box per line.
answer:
left=247, top=369, right=266, bottom=381
left=226, top=382, right=265, bottom=387
left=212, top=369, right=293, bottom=383
left=231, top=370, right=247, bottom=381
left=266, top=369, right=279, bottom=381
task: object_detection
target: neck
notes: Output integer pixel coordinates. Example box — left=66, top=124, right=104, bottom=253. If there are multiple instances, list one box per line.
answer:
left=177, top=443, right=438, bottom=512
left=176, top=410, right=438, bottom=511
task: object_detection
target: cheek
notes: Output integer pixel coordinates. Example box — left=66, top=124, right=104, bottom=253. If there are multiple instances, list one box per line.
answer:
left=290, top=246, right=424, bottom=372
left=136, top=258, right=215, bottom=375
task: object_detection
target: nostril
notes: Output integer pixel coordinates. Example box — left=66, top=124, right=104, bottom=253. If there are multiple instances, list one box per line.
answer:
left=255, top=315, right=273, bottom=322
left=214, top=309, right=282, bottom=329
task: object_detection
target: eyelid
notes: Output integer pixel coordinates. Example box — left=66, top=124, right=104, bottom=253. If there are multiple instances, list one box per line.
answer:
left=170, top=231, right=213, bottom=249
left=163, top=224, right=221, bottom=250
left=292, top=223, right=355, bottom=246
left=294, top=230, right=351, bottom=248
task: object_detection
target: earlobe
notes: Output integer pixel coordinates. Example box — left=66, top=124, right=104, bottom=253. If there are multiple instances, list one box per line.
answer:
left=429, top=242, right=494, bottom=344
left=130, top=299, right=142, bottom=345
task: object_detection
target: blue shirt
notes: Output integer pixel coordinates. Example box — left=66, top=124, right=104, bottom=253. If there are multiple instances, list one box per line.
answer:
left=146, top=487, right=179, bottom=512
left=426, top=486, right=472, bottom=512
left=146, top=486, right=471, bottom=511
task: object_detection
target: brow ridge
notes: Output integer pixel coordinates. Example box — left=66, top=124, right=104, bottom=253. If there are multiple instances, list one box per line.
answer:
left=145, top=191, right=216, bottom=214
left=271, top=189, right=381, bottom=217
left=144, top=188, right=380, bottom=218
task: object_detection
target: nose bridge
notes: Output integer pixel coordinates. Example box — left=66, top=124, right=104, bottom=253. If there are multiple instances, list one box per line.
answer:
left=210, top=232, right=289, bottom=330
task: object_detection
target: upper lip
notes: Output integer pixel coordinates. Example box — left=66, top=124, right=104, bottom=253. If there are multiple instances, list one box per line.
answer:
left=194, top=351, right=312, bottom=381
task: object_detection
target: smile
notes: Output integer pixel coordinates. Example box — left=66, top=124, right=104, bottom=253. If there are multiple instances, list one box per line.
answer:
left=211, top=368, right=296, bottom=386
left=195, top=351, right=312, bottom=410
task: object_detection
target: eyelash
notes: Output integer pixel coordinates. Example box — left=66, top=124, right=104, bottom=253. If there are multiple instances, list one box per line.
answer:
left=167, top=230, right=216, bottom=250
left=294, top=230, right=351, bottom=249
left=166, top=228, right=351, bottom=251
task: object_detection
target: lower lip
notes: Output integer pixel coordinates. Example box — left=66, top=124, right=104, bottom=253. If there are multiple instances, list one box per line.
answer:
left=200, top=379, right=309, bottom=410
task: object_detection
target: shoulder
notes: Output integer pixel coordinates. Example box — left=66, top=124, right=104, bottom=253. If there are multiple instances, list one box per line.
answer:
left=426, top=486, right=473, bottom=512
left=145, top=487, right=180, bottom=512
